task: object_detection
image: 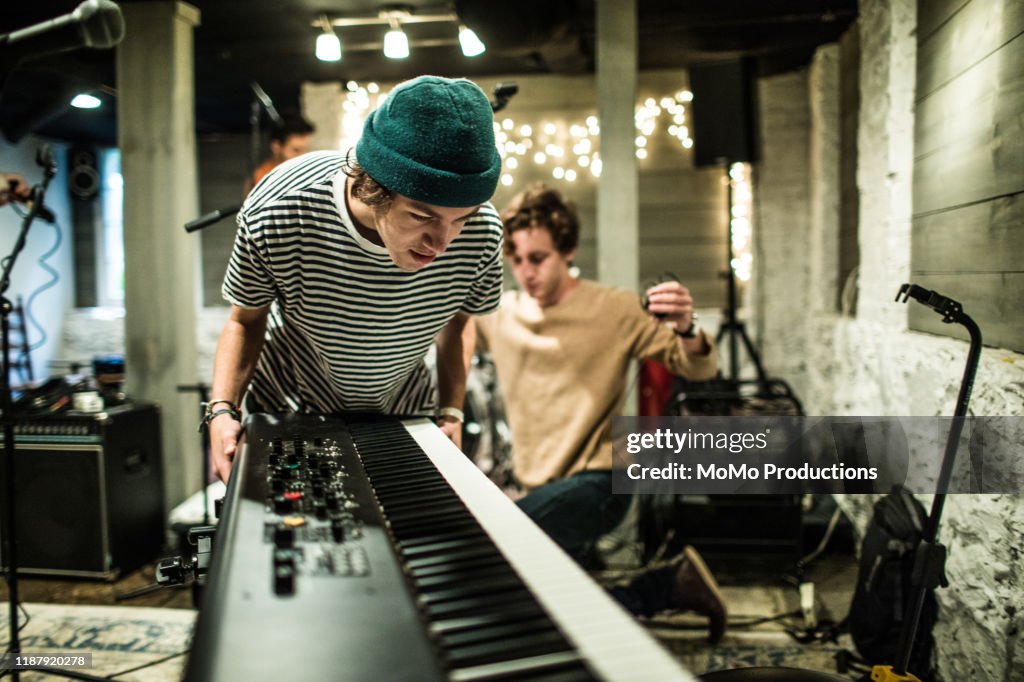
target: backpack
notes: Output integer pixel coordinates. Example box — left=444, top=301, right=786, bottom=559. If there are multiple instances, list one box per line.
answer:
left=847, top=488, right=939, bottom=679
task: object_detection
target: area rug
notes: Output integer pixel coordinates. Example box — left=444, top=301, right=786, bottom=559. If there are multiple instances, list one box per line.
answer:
left=0, top=602, right=194, bottom=681
left=643, top=584, right=858, bottom=679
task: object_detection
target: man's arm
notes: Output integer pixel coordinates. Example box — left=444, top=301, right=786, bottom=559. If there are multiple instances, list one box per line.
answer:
left=641, top=281, right=717, bottom=380
left=435, top=311, right=472, bottom=449
left=208, top=304, right=270, bottom=481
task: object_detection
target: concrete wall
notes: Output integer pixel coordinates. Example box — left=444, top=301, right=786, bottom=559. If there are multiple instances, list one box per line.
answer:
left=752, top=0, right=1024, bottom=679
left=0, top=137, right=74, bottom=382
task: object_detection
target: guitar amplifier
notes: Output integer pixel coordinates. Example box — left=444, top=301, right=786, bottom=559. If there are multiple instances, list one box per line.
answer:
left=0, top=402, right=165, bottom=579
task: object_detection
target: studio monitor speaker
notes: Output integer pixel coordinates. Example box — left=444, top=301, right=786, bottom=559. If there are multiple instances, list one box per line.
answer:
left=689, top=59, right=760, bottom=167
left=68, top=147, right=99, bottom=199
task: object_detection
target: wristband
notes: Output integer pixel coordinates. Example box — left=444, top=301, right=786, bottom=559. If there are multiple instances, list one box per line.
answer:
left=676, top=312, right=700, bottom=339
left=199, top=407, right=241, bottom=432
left=437, top=406, right=465, bottom=423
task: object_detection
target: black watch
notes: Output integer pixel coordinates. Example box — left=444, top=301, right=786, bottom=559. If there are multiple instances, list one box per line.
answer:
left=676, top=321, right=698, bottom=339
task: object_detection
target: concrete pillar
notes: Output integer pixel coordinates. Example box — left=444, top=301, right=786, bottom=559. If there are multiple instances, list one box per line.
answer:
left=117, top=2, right=202, bottom=514
left=595, top=0, right=638, bottom=291
left=855, top=0, right=916, bottom=327
left=596, top=0, right=638, bottom=414
left=808, top=45, right=841, bottom=315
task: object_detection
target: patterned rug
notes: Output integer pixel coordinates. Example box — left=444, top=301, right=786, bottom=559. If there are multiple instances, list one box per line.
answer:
left=3, top=587, right=859, bottom=681
left=643, top=584, right=860, bottom=680
left=0, top=602, right=194, bottom=681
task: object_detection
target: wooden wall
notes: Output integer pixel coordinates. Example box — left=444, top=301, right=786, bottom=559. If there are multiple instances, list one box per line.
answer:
left=474, top=71, right=727, bottom=309
left=912, top=0, right=1024, bottom=350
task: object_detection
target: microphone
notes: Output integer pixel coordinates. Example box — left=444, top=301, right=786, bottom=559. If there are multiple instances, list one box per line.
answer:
left=0, top=0, right=126, bottom=65
left=185, top=204, right=242, bottom=233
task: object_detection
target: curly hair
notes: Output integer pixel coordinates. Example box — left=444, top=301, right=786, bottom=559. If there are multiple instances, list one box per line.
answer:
left=501, top=183, right=580, bottom=256
left=341, top=151, right=394, bottom=214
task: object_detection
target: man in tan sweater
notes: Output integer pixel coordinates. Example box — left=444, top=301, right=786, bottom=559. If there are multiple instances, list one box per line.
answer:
left=475, top=184, right=727, bottom=642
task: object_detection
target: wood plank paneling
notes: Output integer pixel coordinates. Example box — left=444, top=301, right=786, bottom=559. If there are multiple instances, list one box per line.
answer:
left=907, top=273, right=1024, bottom=348
left=913, top=0, right=1024, bottom=352
left=917, top=0, right=1024, bottom=98
left=912, top=193, right=1023, bottom=273
left=918, top=0, right=972, bottom=43
left=913, top=36, right=1024, bottom=213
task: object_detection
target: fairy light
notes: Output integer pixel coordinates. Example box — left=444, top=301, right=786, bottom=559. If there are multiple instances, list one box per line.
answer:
left=331, top=81, right=700, bottom=188
left=729, top=161, right=754, bottom=282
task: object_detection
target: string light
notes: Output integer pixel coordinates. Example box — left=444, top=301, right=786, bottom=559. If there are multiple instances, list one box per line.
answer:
left=729, top=162, right=753, bottom=282
left=331, top=81, right=699, bottom=187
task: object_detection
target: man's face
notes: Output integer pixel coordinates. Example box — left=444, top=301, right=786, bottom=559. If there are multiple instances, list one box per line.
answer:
left=508, top=227, right=575, bottom=307
left=271, top=133, right=312, bottom=162
left=375, top=194, right=481, bottom=271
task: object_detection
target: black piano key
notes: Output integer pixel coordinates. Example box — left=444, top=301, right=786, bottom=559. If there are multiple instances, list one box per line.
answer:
left=408, top=554, right=509, bottom=580
left=400, top=536, right=493, bottom=558
left=397, top=528, right=488, bottom=550
left=412, top=562, right=516, bottom=589
left=446, top=628, right=572, bottom=668
left=448, top=651, right=588, bottom=682
left=417, top=573, right=523, bottom=604
left=439, top=616, right=556, bottom=649
left=393, top=517, right=481, bottom=542
left=424, top=587, right=536, bottom=619
left=405, top=544, right=498, bottom=570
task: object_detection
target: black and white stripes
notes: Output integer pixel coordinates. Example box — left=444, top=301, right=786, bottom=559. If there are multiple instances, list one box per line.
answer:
left=223, top=151, right=503, bottom=415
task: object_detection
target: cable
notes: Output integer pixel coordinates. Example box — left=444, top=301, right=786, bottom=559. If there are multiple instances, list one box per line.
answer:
left=797, top=506, right=843, bottom=572
left=23, top=217, right=63, bottom=353
left=105, top=648, right=190, bottom=679
left=646, top=608, right=803, bottom=631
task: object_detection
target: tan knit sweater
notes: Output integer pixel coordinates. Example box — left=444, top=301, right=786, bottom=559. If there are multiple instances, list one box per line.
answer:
left=476, top=280, right=717, bottom=490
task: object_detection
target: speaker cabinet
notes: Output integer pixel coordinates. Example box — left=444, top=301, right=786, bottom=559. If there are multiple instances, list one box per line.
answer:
left=1, top=403, right=165, bottom=579
left=689, top=59, right=760, bottom=167
left=68, top=147, right=100, bottom=200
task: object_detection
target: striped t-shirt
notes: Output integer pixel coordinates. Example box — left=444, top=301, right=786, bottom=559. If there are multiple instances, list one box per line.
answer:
left=222, top=151, right=503, bottom=415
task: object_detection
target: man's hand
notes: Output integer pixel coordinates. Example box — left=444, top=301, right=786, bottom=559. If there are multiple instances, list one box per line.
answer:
left=644, top=280, right=695, bottom=331
left=438, top=416, right=463, bottom=451
left=0, top=173, right=31, bottom=207
left=209, top=413, right=242, bottom=482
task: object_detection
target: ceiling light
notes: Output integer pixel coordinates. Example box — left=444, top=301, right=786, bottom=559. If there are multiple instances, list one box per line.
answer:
left=315, top=15, right=341, bottom=62
left=384, top=27, right=409, bottom=59
left=458, top=25, right=485, bottom=57
left=71, top=93, right=101, bottom=109
left=316, top=32, right=342, bottom=61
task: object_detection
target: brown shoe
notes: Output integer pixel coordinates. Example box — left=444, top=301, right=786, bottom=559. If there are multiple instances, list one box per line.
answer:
left=669, top=545, right=727, bottom=643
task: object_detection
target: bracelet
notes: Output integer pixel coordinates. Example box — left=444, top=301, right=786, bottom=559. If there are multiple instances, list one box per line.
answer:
left=437, top=406, right=465, bottom=423
left=203, top=398, right=238, bottom=415
left=199, top=407, right=241, bottom=432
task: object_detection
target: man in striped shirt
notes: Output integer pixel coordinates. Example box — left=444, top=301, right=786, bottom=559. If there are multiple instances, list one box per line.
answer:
left=207, top=76, right=504, bottom=482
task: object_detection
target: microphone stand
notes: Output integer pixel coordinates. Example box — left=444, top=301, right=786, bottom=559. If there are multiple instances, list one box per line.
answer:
left=871, top=283, right=983, bottom=682
left=2, top=144, right=56, bottom=681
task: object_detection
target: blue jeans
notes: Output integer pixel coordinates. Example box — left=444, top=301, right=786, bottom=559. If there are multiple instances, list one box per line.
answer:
left=517, top=471, right=676, bottom=617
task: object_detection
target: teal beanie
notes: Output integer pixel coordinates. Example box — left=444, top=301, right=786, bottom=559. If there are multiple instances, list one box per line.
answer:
left=356, top=76, right=502, bottom=207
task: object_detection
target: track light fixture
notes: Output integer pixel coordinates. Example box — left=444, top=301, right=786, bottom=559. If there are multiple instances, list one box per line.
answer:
left=310, top=6, right=485, bottom=60
left=315, top=15, right=342, bottom=62
left=382, top=12, right=410, bottom=59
